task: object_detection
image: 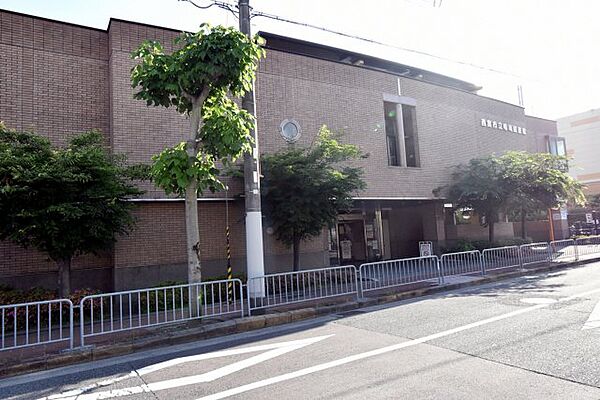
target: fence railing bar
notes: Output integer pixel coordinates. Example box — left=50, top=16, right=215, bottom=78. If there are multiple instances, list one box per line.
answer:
left=7, top=240, right=600, bottom=355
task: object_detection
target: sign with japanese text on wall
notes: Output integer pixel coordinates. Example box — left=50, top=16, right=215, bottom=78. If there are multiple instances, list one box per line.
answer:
left=480, top=118, right=527, bottom=135
left=419, top=241, right=433, bottom=257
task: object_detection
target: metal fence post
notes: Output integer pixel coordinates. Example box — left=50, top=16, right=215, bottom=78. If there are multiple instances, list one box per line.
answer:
left=480, top=251, right=486, bottom=275
left=358, top=264, right=365, bottom=298
left=239, top=283, right=245, bottom=318
left=79, top=301, right=85, bottom=348
left=436, top=257, right=444, bottom=285
left=355, top=266, right=362, bottom=300
left=518, top=245, right=524, bottom=270
left=575, top=239, right=580, bottom=261
left=246, top=282, right=252, bottom=317
left=69, top=301, right=74, bottom=350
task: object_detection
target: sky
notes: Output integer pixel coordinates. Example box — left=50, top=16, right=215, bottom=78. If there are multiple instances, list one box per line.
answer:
left=1, top=0, right=599, bottom=120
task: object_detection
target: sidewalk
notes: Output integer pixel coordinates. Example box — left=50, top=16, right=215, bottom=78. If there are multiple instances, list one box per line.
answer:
left=0, top=256, right=597, bottom=378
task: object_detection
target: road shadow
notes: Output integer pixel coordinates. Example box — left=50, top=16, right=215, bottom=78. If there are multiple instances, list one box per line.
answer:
left=2, top=262, right=595, bottom=398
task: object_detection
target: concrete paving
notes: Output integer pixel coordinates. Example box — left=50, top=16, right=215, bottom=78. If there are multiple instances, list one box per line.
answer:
left=2, top=261, right=600, bottom=399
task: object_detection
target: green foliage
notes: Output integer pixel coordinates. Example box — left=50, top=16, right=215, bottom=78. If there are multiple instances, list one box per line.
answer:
left=0, top=126, right=142, bottom=263
left=437, top=156, right=507, bottom=228
left=441, top=238, right=533, bottom=254
left=150, top=142, right=223, bottom=195
left=132, top=25, right=264, bottom=196
left=131, top=24, right=264, bottom=113
left=499, top=151, right=585, bottom=210
left=0, top=285, right=99, bottom=330
left=261, top=126, right=366, bottom=247
left=436, top=151, right=585, bottom=241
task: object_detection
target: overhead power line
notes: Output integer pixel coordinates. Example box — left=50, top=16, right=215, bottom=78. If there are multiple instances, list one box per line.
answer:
left=179, top=0, right=238, bottom=19
left=180, top=0, right=524, bottom=79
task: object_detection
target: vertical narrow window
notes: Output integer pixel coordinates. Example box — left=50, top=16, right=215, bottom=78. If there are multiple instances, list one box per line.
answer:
left=401, top=104, right=420, bottom=167
left=384, top=102, right=400, bottom=166
left=383, top=100, right=420, bottom=167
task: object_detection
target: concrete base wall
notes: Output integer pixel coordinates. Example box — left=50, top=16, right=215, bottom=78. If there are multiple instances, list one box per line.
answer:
left=0, top=268, right=113, bottom=293
left=112, top=250, right=328, bottom=291
left=112, top=257, right=246, bottom=291
left=446, top=222, right=515, bottom=242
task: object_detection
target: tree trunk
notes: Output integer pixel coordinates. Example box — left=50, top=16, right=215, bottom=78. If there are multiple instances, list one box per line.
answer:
left=292, top=233, right=301, bottom=272
left=488, top=218, right=495, bottom=244
left=520, top=207, right=527, bottom=240
left=185, top=97, right=204, bottom=284
left=57, top=258, right=71, bottom=298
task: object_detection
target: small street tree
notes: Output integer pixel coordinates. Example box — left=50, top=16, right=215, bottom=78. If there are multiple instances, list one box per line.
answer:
left=261, top=126, right=366, bottom=271
left=499, top=151, right=585, bottom=238
left=437, top=151, right=586, bottom=243
left=436, top=156, right=508, bottom=243
left=131, top=25, right=264, bottom=283
left=0, top=125, right=141, bottom=297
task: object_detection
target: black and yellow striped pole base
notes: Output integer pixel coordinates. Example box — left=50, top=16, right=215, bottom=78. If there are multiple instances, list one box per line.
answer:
left=226, top=226, right=233, bottom=303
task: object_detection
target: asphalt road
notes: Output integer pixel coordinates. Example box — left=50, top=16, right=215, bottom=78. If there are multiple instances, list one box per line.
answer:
left=2, top=261, right=600, bottom=400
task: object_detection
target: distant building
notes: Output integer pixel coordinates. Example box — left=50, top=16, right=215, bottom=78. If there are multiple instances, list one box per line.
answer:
left=557, top=109, right=600, bottom=195
left=0, top=9, right=566, bottom=291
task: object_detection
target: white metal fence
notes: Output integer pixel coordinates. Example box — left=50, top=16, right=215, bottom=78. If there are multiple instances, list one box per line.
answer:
left=247, top=265, right=358, bottom=313
left=575, top=236, right=600, bottom=260
left=551, top=239, right=578, bottom=262
left=519, top=242, right=552, bottom=266
left=3, top=237, right=600, bottom=354
left=359, top=256, right=441, bottom=292
left=439, top=250, right=483, bottom=280
left=79, top=279, right=243, bottom=346
left=0, top=299, right=73, bottom=351
left=481, top=246, right=521, bottom=271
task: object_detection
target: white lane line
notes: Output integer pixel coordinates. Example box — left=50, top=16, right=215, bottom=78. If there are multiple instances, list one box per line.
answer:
left=197, top=286, right=600, bottom=400
left=39, top=335, right=333, bottom=400
left=583, top=298, right=600, bottom=330
left=136, top=336, right=334, bottom=376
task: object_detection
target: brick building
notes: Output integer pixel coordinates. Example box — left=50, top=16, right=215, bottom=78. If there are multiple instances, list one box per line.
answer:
left=557, top=109, right=600, bottom=195
left=0, top=10, right=565, bottom=291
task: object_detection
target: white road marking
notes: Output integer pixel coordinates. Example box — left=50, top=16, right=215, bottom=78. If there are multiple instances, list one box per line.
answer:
left=520, top=298, right=557, bottom=305
left=583, top=298, right=600, bottom=330
left=38, top=335, right=333, bottom=400
left=197, top=286, right=600, bottom=400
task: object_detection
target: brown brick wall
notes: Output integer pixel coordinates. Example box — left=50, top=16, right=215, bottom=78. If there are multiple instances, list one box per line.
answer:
left=114, top=201, right=246, bottom=268
left=0, top=11, right=109, bottom=144
left=0, top=10, right=111, bottom=284
left=256, top=49, right=547, bottom=200
left=0, top=11, right=560, bottom=289
left=525, top=115, right=558, bottom=153
left=107, top=20, right=242, bottom=199
left=0, top=236, right=112, bottom=289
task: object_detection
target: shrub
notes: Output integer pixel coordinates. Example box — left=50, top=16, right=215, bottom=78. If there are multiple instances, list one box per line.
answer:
left=441, top=238, right=534, bottom=254
left=0, top=286, right=100, bottom=331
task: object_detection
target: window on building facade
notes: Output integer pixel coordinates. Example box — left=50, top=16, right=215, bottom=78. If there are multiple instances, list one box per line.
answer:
left=401, top=104, right=420, bottom=167
left=384, top=102, right=400, bottom=166
left=547, top=136, right=567, bottom=157
left=280, top=119, right=301, bottom=143
left=384, top=101, right=420, bottom=167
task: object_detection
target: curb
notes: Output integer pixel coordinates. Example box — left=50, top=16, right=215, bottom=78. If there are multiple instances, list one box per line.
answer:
left=1, top=257, right=597, bottom=378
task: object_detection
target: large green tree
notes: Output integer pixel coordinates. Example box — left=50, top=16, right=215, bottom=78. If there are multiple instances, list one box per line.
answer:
left=0, top=124, right=141, bottom=296
left=437, top=151, right=585, bottom=243
left=261, top=126, right=366, bottom=271
left=131, top=24, right=264, bottom=283
left=436, top=156, right=508, bottom=243
left=499, top=151, right=585, bottom=238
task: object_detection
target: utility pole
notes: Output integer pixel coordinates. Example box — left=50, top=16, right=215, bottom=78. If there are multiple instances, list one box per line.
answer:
left=239, top=0, right=265, bottom=298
